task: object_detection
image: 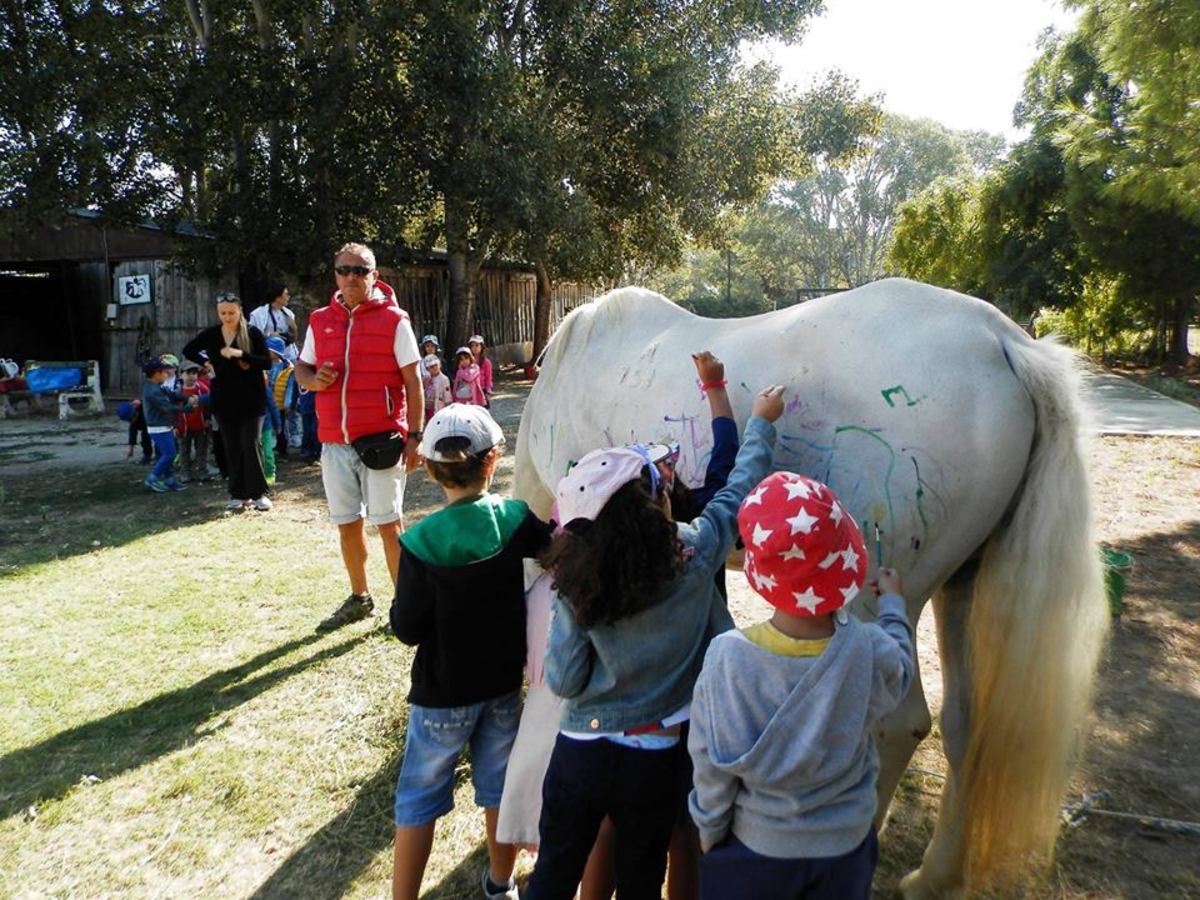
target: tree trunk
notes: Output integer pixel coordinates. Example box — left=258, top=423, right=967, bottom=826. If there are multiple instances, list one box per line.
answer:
left=446, top=249, right=475, bottom=365
left=533, top=259, right=554, bottom=363
left=444, top=198, right=486, bottom=358
left=1169, top=294, right=1195, bottom=366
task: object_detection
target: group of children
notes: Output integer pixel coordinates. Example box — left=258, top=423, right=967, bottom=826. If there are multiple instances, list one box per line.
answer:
left=126, top=337, right=320, bottom=493
left=418, top=333, right=494, bottom=419
left=387, top=351, right=915, bottom=900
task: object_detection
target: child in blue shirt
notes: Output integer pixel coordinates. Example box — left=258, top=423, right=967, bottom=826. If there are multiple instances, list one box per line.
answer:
left=141, top=358, right=196, bottom=492
left=687, top=472, right=915, bottom=900
left=262, top=336, right=296, bottom=482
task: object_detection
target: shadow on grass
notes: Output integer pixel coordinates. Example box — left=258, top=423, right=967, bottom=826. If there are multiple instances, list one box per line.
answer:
left=0, top=630, right=374, bottom=819
left=247, top=750, right=401, bottom=899
left=425, top=841, right=491, bottom=899
left=0, top=462, right=240, bottom=569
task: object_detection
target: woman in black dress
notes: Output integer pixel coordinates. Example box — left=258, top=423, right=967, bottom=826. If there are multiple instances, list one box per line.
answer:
left=183, top=293, right=273, bottom=510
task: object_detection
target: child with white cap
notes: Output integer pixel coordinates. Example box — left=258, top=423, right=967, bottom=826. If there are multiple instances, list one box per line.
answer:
left=421, top=354, right=452, bottom=421
left=523, top=385, right=785, bottom=900
left=452, top=346, right=487, bottom=406
left=389, top=403, right=553, bottom=900
left=687, top=472, right=915, bottom=900
left=468, top=333, right=494, bottom=405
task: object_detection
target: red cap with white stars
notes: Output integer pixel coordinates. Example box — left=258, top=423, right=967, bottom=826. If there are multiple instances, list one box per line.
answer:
left=737, top=472, right=868, bottom=617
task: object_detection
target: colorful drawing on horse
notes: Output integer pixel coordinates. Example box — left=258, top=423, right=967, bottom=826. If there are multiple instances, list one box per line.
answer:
left=514, top=278, right=1108, bottom=897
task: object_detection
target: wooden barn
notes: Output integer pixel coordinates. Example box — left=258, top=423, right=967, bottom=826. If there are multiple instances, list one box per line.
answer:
left=0, top=213, right=595, bottom=398
left=0, top=212, right=236, bottom=397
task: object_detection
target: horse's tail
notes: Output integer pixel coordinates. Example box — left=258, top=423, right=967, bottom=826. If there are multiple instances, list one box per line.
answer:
left=960, top=336, right=1108, bottom=884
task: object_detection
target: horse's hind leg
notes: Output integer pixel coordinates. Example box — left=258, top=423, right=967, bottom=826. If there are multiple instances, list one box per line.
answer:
left=900, top=562, right=976, bottom=900
left=874, top=596, right=933, bottom=833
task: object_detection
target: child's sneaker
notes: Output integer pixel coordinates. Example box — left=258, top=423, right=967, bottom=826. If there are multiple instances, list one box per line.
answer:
left=144, top=476, right=169, bottom=493
left=480, top=867, right=519, bottom=900
left=225, top=498, right=246, bottom=510
left=252, top=496, right=273, bottom=511
left=166, top=478, right=186, bottom=492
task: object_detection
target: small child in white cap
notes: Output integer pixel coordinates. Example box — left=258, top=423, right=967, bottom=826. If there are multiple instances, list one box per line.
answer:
left=687, top=471, right=915, bottom=900
left=421, top=354, right=452, bottom=422
left=389, top=403, right=553, bottom=900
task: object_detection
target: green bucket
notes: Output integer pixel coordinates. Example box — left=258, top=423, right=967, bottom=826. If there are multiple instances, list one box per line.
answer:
left=1101, top=548, right=1134, bottom=617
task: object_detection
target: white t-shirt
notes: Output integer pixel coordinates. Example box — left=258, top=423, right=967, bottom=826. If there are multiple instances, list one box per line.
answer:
left=250, top=304, right=298, bottom=362
left=249, top=303, right=297, bottom=339
left=299, top=290, right=421, bottom=370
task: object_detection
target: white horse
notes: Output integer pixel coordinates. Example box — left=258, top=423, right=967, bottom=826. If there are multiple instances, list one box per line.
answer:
left=513, top=279, right=1108, bottom=897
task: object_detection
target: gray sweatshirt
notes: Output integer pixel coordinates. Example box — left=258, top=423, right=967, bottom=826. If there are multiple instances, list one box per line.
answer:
left=687, top=594, right=914, bottom=858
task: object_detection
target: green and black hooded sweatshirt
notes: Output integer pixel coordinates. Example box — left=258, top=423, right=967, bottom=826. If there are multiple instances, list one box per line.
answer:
left=391, top=493, right=553, bottom=708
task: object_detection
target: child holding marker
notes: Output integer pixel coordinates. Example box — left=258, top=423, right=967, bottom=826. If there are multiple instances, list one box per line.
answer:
left=687, top=472, right=915, bottom=899
left=523, top=383, right=785, bottom=900
left=496, top=351, right=740, bottom=887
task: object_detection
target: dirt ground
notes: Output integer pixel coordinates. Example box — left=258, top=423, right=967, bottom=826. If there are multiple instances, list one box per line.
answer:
left=2, top=375, right=1199, bottom=897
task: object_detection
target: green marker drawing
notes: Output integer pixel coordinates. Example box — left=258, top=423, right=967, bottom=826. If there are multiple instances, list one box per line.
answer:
left=881, top=385, right=922, bottom=408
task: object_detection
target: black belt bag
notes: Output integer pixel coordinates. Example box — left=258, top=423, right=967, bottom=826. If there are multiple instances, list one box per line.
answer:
left=351, top=431, right=405, bottom=470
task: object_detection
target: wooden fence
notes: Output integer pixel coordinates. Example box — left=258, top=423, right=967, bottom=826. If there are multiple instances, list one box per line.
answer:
left=103, top=260, right=594, bottom=395
left=380, top=265, right=595, bottom=362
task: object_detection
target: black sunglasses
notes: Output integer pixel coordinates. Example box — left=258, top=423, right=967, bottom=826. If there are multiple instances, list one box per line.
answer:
left=334, top=264, right=372, bottom=277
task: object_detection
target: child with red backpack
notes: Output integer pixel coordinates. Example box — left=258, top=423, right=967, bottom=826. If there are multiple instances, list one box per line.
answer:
left=176, top=361, right=212, bottom=482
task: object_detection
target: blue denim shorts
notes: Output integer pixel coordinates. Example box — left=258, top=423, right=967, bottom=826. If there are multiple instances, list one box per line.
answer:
left=394, top=690, right=522, bottom=827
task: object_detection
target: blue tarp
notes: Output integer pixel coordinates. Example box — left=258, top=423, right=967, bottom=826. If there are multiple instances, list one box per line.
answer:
left=25, top=367, right=83, bottom=393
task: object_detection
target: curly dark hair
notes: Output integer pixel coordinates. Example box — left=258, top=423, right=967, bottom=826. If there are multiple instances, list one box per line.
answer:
left=668, top=478, right=701, bottom=523
left=542, top=473, right=684, bottom=629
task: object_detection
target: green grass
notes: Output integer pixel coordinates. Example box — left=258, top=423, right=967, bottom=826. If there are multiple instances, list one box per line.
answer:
left=0, top=449, right=507, bottom=898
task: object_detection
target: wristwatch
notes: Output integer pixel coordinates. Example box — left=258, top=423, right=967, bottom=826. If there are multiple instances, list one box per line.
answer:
left=409, top=430, right=423, bottom=440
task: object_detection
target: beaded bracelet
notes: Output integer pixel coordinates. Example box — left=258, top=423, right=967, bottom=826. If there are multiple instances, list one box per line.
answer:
left=700, top=379, right=728, bottom=393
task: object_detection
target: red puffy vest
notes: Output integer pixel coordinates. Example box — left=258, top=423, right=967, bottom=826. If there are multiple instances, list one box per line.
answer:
left=310, top=280, right=411, bottom=444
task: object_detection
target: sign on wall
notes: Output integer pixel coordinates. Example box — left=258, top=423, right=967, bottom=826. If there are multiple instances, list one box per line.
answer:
left=117, top=274, right=152, bottom=305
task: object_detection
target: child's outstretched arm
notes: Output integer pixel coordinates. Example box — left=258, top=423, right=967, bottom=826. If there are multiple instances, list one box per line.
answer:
left=684, top=385, right=784, bottom=572
left=867, top=567, right=916, bottom=720
left=687, top=667, right=738, bottom=851
left=691, top=351, right=737, bottom=509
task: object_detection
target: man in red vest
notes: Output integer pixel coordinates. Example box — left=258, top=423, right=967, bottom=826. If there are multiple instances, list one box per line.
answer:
left=296, top=242, right=425, bottom=632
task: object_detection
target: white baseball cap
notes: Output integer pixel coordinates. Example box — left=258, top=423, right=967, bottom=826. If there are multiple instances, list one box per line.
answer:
left=556, top=447, right=649, bottom=524
left=420, top=403, right=504, bottom=461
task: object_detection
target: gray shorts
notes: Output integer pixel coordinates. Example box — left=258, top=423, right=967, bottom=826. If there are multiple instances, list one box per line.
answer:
left=321, top=441, right=406, bottom=526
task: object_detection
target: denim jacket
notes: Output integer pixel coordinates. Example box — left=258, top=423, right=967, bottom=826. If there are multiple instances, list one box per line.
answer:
left=141, top=380, right=189, bottom=428
left=546, top=416, right=777, bottom=734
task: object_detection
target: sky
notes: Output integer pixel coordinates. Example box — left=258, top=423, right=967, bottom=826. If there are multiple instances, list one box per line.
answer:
left=747, top=0, right=1080, bottom=142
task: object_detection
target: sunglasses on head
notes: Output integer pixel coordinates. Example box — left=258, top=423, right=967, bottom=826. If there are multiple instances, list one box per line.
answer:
left=335, top=264, right=372, bottom=277
left=216, top=292, right=240, bottom=303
